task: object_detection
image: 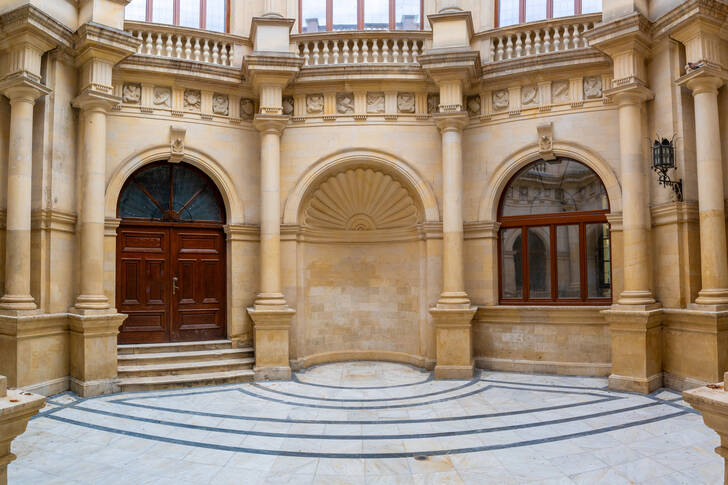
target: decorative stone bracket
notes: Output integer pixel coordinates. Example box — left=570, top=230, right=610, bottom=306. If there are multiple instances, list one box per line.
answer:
left=170, top=125, right=187, bottom=162
left=0, top=375, right=44, bottom=485
left=537, top=122, right=556, bottom=161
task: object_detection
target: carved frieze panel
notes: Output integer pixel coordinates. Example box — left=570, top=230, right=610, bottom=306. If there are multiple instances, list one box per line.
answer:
left=551, top=80, right=570, bottom=102
left=427, top=94, right=440, bottom=114
left=583, top=76, right=602, bottom=99
left=240, top=98, right=255, bottom=120
left=466, top=95, right=481, bottom=117
left=184, top=89, right=201, bottom=111
left=521, top=85, right=538, bottom=106
left=282, top=96, right=294, bottom=115
left=492, top=89, right=509, bottom=111
left=367, top=92, right=385, bottom=114
left=336, top=92, right=354, bottom=114
left=212, top=93, right=229, bottom=115
left=397, top=92, right=415, bottom=113
left=307, top=94, right=324, bottom=114
left=122, top=83, right=141, bottom=104
left=153, top=86, right=171, bottom=108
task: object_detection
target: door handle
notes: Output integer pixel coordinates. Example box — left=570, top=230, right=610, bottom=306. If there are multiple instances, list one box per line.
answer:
left=172, top=276, right=179, bottom=295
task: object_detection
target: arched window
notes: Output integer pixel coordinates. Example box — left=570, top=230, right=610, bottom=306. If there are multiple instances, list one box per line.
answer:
left=496, top=0, right=602, bottom=28
left=300, top=0, right=423, bottom=32
left=498, top=158, right=611, bottom=304
left=118, top=162, right=225, bottom=223
left=124, top=0, right=230, bottom=33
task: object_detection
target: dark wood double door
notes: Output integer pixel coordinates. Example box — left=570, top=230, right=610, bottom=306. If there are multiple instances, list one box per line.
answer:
left=117, top=225, right=226, bottom=344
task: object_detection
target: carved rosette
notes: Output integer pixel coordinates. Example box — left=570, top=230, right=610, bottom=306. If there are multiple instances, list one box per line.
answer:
left=184, top=89, right=201, bottom=111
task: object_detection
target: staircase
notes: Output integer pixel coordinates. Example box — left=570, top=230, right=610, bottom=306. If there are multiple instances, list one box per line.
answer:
left=117, top=340, right=254, bottom=392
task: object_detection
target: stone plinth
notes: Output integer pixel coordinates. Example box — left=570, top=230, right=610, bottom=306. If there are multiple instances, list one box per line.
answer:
left=248, top=308, right=295, bottom=380
left=430, top=307, right=476, bottom=379
left=683, top=376, right=728, bottom=485
left=0, top=375, right=44, bottom=485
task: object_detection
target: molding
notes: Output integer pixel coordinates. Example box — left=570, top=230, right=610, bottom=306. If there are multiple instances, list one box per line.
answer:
left=463, top=221, right=500, bottom=240
left=650, top=201, right=699, bottom=227
left=104, top=218, right=121, bottom=237
left=605, top=212, right=623, bottom=231
left=21, top=376, right=70, bottom=397
left=291, top=350, right=434, bottom=371
left=224, top=224, right=260, bottom=242
left=475, top=305, right=609, bottom=325
left=652, top=0, right=728, bottom=41
left=0, top=313, right=69, bottom=339
left=475, top=357, right=611, bottom=377
left=663, top=371, right=709, bottom=391
left=74, top=21, right=140, bottom=67
left=481, top=50, right=609, bottom=84
left=30, top=209, right=77, bottom=234
left=117, top=55, right=243, bottom=85
left=0, top=4, right=74, bottom=52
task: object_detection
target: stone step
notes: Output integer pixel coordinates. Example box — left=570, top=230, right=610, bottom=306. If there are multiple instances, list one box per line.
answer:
left=118, top=369, right=255, bottom=392
left=117, top=347, right=254, bottom=366
left=117, top=340, right=233, bottom=355
left=118, top=358, right=255, bottom=378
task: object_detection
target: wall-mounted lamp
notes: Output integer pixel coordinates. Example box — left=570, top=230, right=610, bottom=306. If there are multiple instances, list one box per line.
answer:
left=652, top=137, right=683, bottom=201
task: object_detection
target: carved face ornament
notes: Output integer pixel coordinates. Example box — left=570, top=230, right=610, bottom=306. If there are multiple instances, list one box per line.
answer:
left=212, top=94, right=229, bottom=115
left=240, top=99, right=255, bottom=119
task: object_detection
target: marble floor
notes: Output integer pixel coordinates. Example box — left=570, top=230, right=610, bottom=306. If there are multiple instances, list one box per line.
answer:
left=9, top=362, right=722, bottom=485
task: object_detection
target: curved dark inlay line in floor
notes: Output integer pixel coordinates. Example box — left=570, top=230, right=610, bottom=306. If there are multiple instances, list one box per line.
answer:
left=64, top=400, right=662, bottom=441
left=44, top=409, right=689, bottom=459
left=251, top=376, right=479, bottom=402
left=292, top=372, right=433, bottom=390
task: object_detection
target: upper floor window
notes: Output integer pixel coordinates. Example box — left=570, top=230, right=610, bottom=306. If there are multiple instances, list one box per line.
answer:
left=496, top=0, right=601, bottom=28
left=300, top=0, right=423, bottom=33
left=125, top=0, right=229, bottom=33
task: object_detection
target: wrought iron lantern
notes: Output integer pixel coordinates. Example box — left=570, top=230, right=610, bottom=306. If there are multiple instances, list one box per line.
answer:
left=652, top=137, right=683, bottom=201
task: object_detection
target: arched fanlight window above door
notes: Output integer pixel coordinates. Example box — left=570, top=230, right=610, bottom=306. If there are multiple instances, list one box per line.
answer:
left=498, top=158, right=611, bottom=305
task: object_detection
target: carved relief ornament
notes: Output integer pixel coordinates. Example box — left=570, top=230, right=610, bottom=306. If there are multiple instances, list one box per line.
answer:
left=367, top=92, right=385, bottom=114
left=212, top=93, right=229, bottom=115
left=492, top=89, right=509, bottom=111
left=122, top=83, right=141, bottom=104
left=397, top=92, right=415, bottom=113
left=336, top=92, right=354, bottom=114
left=306, top=94, right=324, bottom=114
left=153, top=86, right=171, bottom=107
left=240, top=98, right=255, bottom=120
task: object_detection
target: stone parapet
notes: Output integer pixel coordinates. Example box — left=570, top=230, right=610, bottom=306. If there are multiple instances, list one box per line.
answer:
left=0, top=375, right=44, bottom=485
left=684, top=376, right=728, bottom=485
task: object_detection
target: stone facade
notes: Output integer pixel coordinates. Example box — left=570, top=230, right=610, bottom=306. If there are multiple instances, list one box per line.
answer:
left=0, top=0, right=727, bottom=396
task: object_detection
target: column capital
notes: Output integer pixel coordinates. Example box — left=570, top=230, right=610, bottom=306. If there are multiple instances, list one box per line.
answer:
left=677, top=66, right=727, bottom=96
left=433, top=112, right=469, bottom=133
left=72, top=89, right=120, bottom=112
left=253, top=114, right=289, bottom=135
left=0, top=73, right=50, bottom=103
left=609, top=83, right=653, bottom=106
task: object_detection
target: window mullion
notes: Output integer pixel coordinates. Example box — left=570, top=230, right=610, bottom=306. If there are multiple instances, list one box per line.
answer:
left=579, top=223, right=587, bottom=301
left=174, top=0, right=180, bottom=25
left=575, top=0, right=582, bottom=15
left=550, top=225, right=557, bottom=301
left=200, top=0, right=206, bottom=30
left=547, top=0, right=553, bottom=18
left=389, top=0, right=395, bottom=30
left=327, top=0, right=333, bottom=31
left=147, top=0, right=153, bottom=22
left=358, top=0, right=364, bottom=30
left=519, top=0, right=526, bottom=23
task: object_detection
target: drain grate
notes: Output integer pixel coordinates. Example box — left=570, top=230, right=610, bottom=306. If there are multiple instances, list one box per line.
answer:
left=414, top=455, right=428, bottom=461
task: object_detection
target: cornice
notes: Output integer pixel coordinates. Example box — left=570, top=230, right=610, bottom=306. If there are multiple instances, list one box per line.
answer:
left=481, top=49, right=609, bottom=83
left=584, top=12, right=652, bottom=57
left=30, top=209, right=77, bottom=233
left=117, top=55, right=244, bottom=85
left=0, top=4, right=74, bottom=52
left=418, top=48, right=480, bottom=83
left=650, top=201, right=699, bottom=227
left=652, top=0, right=728, bottom=41
left=464, top=221, right=500, bottom=240
left=244, top=52, right=303, bottom=88
left=74, top=21, right=141, bottom=67
left=224, top=223, right=260, bottom=242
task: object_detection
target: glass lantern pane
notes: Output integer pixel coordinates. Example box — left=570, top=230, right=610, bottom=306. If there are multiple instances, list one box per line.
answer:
left=152, top=0, right=174, bottom=24
left=553, top=0, right=575, bottom=17
left=301, top=0, right=327, bottom=32
left=501, top=228, right=523, bottom=298
left=395, top=0, right=420, bottom=30
left=332, top=0, right=357, bottom=30
left=365, top=0, right=389, bottom=30
left=125, top=0, right=147, bottom=21
left=499, top=0, right=519, bottom=26
left=179, top=0, right=201, bottom=28
left=205, top=0, right=226, bottom=32
left=525, top=0, right=547, bottom=22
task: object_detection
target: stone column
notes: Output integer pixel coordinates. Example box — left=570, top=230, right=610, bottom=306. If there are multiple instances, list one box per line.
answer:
left=0, top=375, right=44, bottom=485
left=430, top=113, right=476, bottom=379
left=248, top=115, right=294, bottom=380
left=687, top=75, right=728, bottom=307
left=0, top=84, right=48, bottom=312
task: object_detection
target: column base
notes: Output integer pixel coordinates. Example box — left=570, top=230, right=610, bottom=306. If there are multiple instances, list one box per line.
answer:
left=70, top=376, right=119, bottom=397
left=0, top=294, right=37, bottom=312
left=608, top=372, right=663, bottom=393
left=617, top=290, right=657, bottom=306
left=253, top=292, right=289, bottom=310
left=430, top=306, right=476, bottom=380
left=435, top=292, right=472, bottom=308
left=694, top=289, right=728, bottom=308
left=434, top=362, right=475, bottom=379
left=71, top=294, right=111, bottom=312
left=248, top=306, right=295, bottom=381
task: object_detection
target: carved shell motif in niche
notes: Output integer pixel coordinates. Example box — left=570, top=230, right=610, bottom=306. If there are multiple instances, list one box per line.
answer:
left=282, top=96, right=294, bottom=115
left=337, top=93, right=354, bottom=114
left=551, top=80, right=569, bottom=102
left=153, top=87, right=171, bottom=107
left=212, top=93, right=229, bottom=115
left=184, top=89, right=201, bottom=111
left=466, top=95, right=481, bottom=116
left=303, top=168, right=419, bottom=231
left=427, top=94, right=440, bottom=114
left=367, top=92, right=385, bottom=114
left=307, top=94, right=324, bottom=114
left=583, top=76, right=602, bottom=99
left=122, top=83, right=141, bottom=104
left=521, top=85, right=538, bottom=106
left=492, top=90, right=509, bottom=111
left=397, top=92, right=415, bottom=113
left=240, top=98, right=255, bottom=120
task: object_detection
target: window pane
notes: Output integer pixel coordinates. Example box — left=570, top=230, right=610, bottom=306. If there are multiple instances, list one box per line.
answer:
left=528, top=227, right=551, bottom=298
left=500, top=159, right=609, bottom=217
left=301, top=0, right=326, bottom=32
left=587, top=223, right=611, bottom=298
left=206, top=0, right=226, bottom=31
left=553, top=0, right=574, bottom=17
left=125, top=0, right=147, bottom=21
left=525, top=0, right=547, bottom=22
left=395, top=0, right=420, bottom=30
left=365, top=0, right=389, bottom=30
left=556, top=225, right=580, bottom=298
left=499, top=0, right=519, bottom=26
left=501, top=228, right=523, bottom=299
left=152, top=0, right=173, bottom=24
left=179, top=0, right=200, bottom=28
left=333, top=0, right=357, bottom=30
left=582, top=0, right=602, bottom=14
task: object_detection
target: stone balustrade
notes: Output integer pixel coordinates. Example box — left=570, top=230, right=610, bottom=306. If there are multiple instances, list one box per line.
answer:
left=294, top=32, right=430, bottom=67
left=483, top=13, right=600, bottom=62
left=125, top=21, right=242, bottom=67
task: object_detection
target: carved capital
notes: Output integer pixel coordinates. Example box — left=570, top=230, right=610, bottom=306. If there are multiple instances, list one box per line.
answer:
left=253, top=113, right=288, bottom=134
left=433, top=111, right=468, bottom=133
left=0, top=72, right=50, bottom=103
left=608, top=84, right=653, bottom=106
left=72, top=88, right=121, bottom=112
left=676, top=66, right=728, bottom=96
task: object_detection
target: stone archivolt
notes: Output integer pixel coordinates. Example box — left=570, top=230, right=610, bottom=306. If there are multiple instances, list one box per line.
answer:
left=302, top=168, right=419, bottom=233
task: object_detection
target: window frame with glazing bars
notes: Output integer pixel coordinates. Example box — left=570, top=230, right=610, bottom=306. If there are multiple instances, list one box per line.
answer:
left=495, top=0, right=589, bottom=28
left=298, top=0, right=424, bottom=33
left=138, top=0, right=231, bottom=32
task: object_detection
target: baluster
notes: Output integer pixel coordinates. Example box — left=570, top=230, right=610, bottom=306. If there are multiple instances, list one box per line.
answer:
left=155, top=33, right=163, bottom=56
left=382, top=39, right=390, bottom=63
left=515, top=33, right=523, bottom=58
left=135, top=31, right=143, bottom=53
left=563, top=25, right=572, bottom=50
left=412, top=41, right=420, bottom=63
left=362, top=39, right=369, bottom=63
left=402, top=40, right=410, bottom=63
left=165, top=33, right=173, bottom=57
left=543, top=28, right=552, bottom=53
left=582, top=23, right=591, bottom=47
left=322, top=40, right=330, bottom=64
left=175, top=34, right=183, bottom=58
left=392, top=40, right=400, bottom=63
left=144, top=32, right=153, bottom=55
left=534, top=30, right=542, bottom=55
left=193, top=38, right=201, bottom=61
left=505, top=35, right=513, bottom=59
left=572, top=24, right=582, bottom=49
left=203, top=39, right=211, bottom=62
left=352, top=39, right=360, bottom=63
left=312, top=41, right=320, bottom=65
left=372, top=39, right=380, bottom=63
left=221, top=43, right=229, bottom=65
left=184, top=36, right=192, bottom=59
left=489, top=39, right=495, bottom=62
left=496, top=37, right=504, bottom=61
left=524, top=31, right=533, bottom=56
left=553, top=26, right=562, bottom=51
left=342, top=40, right=350, bottom=63
left=302, top=42, right=310, bottom=66
left=332, top=40, right=340, bottom=64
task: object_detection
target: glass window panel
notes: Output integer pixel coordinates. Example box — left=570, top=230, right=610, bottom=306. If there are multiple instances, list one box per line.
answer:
left=152, top=0, right=173, bottom=24
left=301, top=0, right=326, bottom=32
left=500, top=159, right=609, bottom=217
left=179, top=0, right=200, bottom=28
left=587, top=223, right=611, bottom=298
left=501, top=228, right=523, bottom=298
left=365, top=0, right=389, bottom=30
left=333, top=0, right=357, bottom=31
left=205, top=0, right=226, bottom=32
left=125, top=0, right=147, bottom=21
left=528, top=227, right=551, bottom=298
left=525, top=0, right=547, bottom=22
left=556, top=225, right=581, bottom=298
left=118, top=182, right=164, bottom=219
left=395, top=0, right=420, bottom=30
left=181, top=187, right=223, bottom=221
left=553, top=0, right=575, bottom=17
left=581, top=0, right=602, bottom=14
left=172, top=165, right=206, bottom=213
left=499, top=0, right=519, bottom=27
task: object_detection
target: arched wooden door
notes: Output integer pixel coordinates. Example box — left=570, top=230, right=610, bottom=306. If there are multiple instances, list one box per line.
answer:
left=116, top=162, right=227, bottom=344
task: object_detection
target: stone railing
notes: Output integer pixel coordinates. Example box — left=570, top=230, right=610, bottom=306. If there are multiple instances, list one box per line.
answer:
left=482, top=13, right=601, bottom=63
left=124, top=21, right=247, bottom=68
left=293, top=31, right=430, bottom=67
